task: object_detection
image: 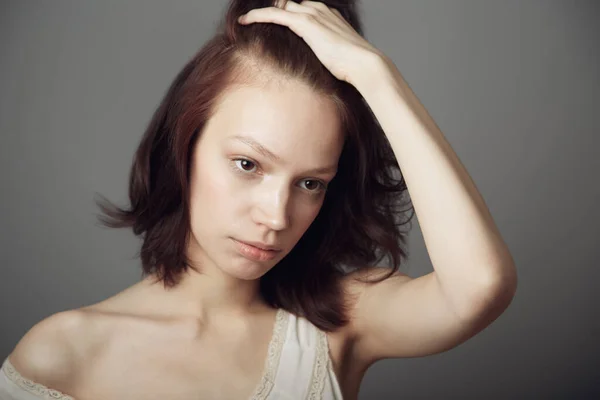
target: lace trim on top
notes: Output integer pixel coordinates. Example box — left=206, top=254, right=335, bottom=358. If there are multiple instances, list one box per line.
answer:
left=1, top=308, right=289, bottom=400
left=249, top=307, right=289, bottom=400
left=307, top=328, right=330, bottom=400
left=2, top=358, right=75, bottom=400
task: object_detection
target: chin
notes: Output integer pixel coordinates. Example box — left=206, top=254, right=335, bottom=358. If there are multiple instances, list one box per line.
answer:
left=219, top=256, right=275, bottom=281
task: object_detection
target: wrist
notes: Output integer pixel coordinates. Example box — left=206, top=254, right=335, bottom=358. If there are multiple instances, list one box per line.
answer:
left=352, top=52, right=405, bottom=98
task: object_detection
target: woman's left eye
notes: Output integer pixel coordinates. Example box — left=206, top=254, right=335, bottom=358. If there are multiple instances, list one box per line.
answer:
left=299, top=179, right=326, bottom=193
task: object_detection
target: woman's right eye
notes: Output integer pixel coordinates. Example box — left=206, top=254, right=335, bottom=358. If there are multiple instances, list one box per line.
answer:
left=232, top=158, right=257, bottom=173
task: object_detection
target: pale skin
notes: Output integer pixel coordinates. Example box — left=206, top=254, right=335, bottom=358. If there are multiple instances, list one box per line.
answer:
left=7, top=2, right=518, bottom=400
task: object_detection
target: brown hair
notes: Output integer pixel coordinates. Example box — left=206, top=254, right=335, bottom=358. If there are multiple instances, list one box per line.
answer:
left=95, top=0, right=414, bottom=332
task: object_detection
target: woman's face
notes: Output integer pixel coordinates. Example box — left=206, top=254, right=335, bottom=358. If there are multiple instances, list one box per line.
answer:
left=187, top=79, right=344, bottom=281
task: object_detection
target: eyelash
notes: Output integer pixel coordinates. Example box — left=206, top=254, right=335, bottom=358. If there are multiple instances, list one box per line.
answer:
left=230, top=158, right=327, bottom=195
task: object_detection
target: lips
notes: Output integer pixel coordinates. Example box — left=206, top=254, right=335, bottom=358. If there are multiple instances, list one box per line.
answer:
left=232, top=238, right=281, bottom=262
left=235, top=239, right=281, bottom=252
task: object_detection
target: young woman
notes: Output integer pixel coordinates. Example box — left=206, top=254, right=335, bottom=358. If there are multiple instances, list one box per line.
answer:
left=1, top=1, right=518, bottom=399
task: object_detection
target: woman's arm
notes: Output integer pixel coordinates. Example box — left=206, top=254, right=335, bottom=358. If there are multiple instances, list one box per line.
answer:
left=357, top=53, right=518, bottom=317
left=336, top=53, right=518, bottom=363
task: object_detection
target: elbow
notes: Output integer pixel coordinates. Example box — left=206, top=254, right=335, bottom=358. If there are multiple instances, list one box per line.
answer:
left=488, top=262, right=518, bottom=303
left=469, top=264, right=519, bottom=321
left=455, top=263, right=519, bottom=323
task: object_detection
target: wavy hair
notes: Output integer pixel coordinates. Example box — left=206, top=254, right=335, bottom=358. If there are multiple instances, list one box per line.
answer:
left=95, top=0, right=414, bottom=332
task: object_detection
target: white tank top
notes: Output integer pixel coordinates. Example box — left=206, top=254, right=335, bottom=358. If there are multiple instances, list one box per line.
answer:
left=0, top=308, right=344, bottom=400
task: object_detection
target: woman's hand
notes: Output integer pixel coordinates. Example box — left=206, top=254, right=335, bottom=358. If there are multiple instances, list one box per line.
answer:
left=237, top=0, right=388, bottom=88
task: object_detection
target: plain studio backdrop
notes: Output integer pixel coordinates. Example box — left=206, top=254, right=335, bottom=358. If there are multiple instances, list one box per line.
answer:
left=1, top=1, right=598, bottom=398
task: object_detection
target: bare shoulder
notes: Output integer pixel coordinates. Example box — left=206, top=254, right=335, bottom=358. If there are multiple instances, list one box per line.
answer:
left=337, top=264, right=515, bottom=364
left=338, top=266, right=412, bottom=330
left=340, top=266, right=413, bottom=313
left=322, top=267, right=412, bottom=395
left=329, top=267, right=410, bottom=342
left=342, top=266, right=411, bottom=291
left=8, top=309, right=94, bottom=390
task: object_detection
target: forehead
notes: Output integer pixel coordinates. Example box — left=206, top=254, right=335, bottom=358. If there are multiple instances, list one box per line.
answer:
left=214, top=80, right=340, bottom=136
left=205, top=81, right=344, bottom=161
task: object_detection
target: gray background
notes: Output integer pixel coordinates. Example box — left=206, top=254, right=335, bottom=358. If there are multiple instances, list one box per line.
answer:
left=1, top=0, right=598, bottom=398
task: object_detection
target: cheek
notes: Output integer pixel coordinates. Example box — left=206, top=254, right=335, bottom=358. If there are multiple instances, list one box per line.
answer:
left=293, top=202, right=323, bottom=234
left=189, top=159, right=234, bottom=226
left=204, top=169, right=231, bottom=202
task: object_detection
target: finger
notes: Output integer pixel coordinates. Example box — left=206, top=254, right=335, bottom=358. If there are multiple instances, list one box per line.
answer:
left=331, top=8, right=343, bottom=19
left=299, top=1, right=331, bottom=13
left=284, top=0, right=346, bottom=30
left=238, top=5, right=316, bottom=35
left=282, top=1, right=321, bottom=17
left=298, top=1, right=348, bottom=27
left=238, top=6, right=295, bottom=25
left=239, top=1, right=323, bottom=23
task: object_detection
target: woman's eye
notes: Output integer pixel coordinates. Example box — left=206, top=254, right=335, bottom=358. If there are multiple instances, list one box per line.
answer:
left=234, top=158, right=257, bottom=172
left=301, top=180, right=323, bottom=192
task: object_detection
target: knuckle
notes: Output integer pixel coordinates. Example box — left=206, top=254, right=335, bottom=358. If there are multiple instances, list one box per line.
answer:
left=313, top=3, right=329, bottom=12
left=305, top=8, right=320, bottom=17
left=302, top=1, right=328, bottom=13
left=301, top=13, right=316, bottom=23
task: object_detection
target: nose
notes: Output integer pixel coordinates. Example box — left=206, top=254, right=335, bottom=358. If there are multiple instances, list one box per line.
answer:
left=252, top=181, right=291, bottom=232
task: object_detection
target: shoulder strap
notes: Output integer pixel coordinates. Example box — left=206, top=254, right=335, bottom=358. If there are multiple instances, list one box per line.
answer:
left=268, top=312, right=330, bottom=399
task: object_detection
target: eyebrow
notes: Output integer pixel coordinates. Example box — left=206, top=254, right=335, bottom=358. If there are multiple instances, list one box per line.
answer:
left=228, top=135, right=338, bottom=175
